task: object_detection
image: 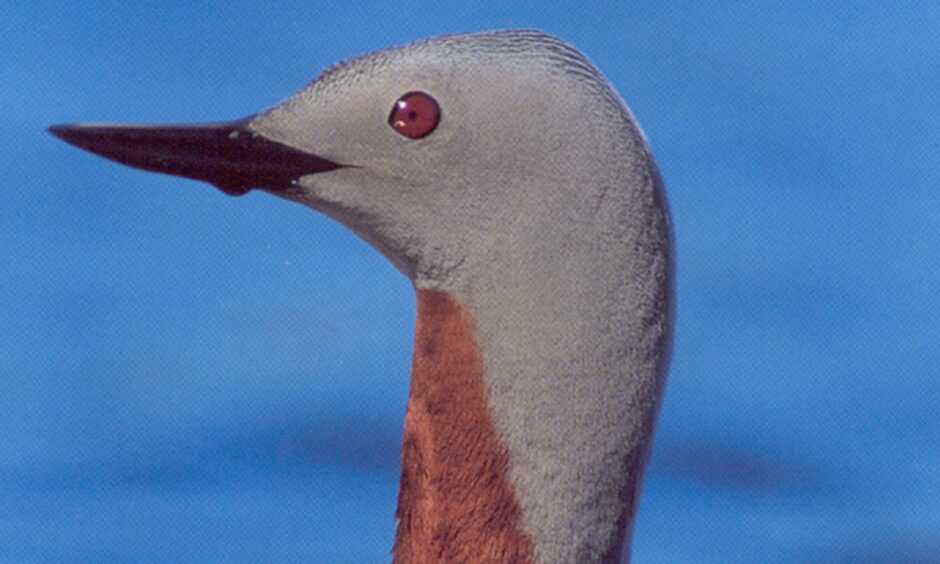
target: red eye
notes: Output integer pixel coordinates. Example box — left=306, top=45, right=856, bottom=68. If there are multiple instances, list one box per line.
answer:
left=388, top=91, right=440, bottom=139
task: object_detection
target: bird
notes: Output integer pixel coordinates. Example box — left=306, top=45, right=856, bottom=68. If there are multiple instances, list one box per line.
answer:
left=49, top=29, right=673, bottom=563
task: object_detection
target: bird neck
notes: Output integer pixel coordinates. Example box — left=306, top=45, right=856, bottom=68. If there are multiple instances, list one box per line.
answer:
left=392, top=288, right=534, bottom=563
left=392, top=155, right=671, bottom=562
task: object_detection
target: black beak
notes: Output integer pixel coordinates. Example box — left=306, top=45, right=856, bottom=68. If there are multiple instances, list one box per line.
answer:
left=48, top=119, right=343, bottom=196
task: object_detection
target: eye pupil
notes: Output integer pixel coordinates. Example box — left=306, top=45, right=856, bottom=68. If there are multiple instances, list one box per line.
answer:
left=388, top=91, right=440, bottom=139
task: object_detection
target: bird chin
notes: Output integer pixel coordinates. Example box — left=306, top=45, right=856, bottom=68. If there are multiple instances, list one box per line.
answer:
left=260, top=179, right=307, bottom=200
left=283, top=172, right=356, bottom=209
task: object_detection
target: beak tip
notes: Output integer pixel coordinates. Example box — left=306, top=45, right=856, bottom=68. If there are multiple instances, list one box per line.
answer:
left=48, top=123, right=89, bottom=147
left=47, top=123, right=69, bottom=139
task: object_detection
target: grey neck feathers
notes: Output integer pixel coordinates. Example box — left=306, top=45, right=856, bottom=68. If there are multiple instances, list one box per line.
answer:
left=418, top=134, right=672, bottom=561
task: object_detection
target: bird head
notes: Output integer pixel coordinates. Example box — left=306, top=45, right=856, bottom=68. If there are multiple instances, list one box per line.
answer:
left=50, top=30, right=656, bottom=289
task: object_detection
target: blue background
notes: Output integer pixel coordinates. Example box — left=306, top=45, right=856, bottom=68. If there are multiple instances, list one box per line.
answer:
left=4, top=2, right=939, bottom=561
